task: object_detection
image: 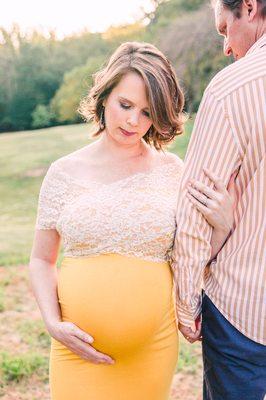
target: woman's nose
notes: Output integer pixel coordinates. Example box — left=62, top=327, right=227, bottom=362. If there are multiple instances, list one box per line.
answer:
left=127, top=112, right=139, bottom=127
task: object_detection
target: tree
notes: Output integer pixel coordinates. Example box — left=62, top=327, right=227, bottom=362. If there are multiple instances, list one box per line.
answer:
left=0, top=27, right=109, bottom=132
left=155, top=3, right=230, bottom=111
left=50, top=56, right=105, bottom=123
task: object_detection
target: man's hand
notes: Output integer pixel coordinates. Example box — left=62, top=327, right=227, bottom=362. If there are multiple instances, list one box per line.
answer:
left=178, top=315, right=202, bottom=343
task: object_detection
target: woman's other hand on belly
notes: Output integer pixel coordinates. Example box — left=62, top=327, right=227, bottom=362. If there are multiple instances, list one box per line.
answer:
left=48, top=321, right=115, bottom=365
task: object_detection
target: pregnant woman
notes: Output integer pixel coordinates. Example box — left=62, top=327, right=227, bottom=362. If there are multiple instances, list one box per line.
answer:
left=29, top=42, right=236, bottom=400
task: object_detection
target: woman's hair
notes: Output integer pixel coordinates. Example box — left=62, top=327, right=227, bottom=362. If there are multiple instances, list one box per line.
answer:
left=78, top=41, right=185, bottom=150
left=221, top=0, right=266, bottom=18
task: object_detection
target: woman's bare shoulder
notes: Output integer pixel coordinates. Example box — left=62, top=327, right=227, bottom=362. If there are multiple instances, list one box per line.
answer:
left=52, top=143, right=97, bottom=172
left=159, top=151, right=184, bottom=169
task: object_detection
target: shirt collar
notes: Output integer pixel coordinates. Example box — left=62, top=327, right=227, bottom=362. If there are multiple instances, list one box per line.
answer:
left=246, top=34, right=266, bottom=56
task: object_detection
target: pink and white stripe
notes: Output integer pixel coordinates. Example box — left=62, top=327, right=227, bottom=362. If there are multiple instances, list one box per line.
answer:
left=172, top=34, right=266, bottom=345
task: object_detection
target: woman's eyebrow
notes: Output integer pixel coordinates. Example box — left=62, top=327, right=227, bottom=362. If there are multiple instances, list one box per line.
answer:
left=118, top=96, right=134, bottom=104
left=118, top=96, right=149, bottom=110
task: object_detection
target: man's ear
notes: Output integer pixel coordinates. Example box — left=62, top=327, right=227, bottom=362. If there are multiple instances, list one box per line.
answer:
left=242, top=0, right=258, bottom=21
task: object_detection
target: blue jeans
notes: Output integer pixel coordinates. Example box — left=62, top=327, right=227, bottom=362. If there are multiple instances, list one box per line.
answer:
left=202, top=293, right=266, bottom=400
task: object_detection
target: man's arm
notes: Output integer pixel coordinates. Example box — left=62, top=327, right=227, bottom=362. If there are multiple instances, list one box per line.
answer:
left=172, top=88, right=241, bottom=328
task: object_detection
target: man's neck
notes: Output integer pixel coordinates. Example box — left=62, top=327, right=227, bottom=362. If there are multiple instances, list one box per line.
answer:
left=254, top=22, right=266, bottom=42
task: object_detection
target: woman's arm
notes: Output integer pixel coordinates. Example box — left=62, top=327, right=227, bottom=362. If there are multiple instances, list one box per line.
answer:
left=29, top=229, right=114, bottom=365
left=29, top=229, right=62, bottom=331
left=185, top=168, right=238, bottom=262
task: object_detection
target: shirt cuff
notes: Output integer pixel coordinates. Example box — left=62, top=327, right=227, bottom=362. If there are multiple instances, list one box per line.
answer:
left=176, top=297, right=202, bottom=328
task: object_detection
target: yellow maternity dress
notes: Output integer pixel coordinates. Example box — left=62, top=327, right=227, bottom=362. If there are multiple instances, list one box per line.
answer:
left=35, top=156, right=183, bottom=400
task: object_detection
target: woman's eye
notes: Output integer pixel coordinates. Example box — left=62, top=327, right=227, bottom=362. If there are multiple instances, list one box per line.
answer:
left=120, top=103, right=130, bottom=109
left=143, top=111, right=150, bottom=118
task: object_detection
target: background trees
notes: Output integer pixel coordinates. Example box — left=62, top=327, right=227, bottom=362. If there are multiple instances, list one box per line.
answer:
left=0, top=0, right=231, bottom=133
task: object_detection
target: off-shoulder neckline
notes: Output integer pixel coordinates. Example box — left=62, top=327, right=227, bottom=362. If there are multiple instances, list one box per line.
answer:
left=51, top=159, right=183, bottom=189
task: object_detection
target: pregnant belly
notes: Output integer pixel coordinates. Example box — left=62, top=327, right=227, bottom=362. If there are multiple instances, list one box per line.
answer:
left=57, top=254, right=176, bottom=357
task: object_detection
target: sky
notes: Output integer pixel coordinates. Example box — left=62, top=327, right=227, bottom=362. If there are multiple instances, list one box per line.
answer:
left=0, top=0, right=155, bottom=38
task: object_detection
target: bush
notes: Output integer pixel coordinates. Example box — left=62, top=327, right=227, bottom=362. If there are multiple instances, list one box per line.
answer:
left=31, top=104, right=54, bottom=129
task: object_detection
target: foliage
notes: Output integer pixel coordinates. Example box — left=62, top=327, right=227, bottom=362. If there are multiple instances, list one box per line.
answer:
left=0, top=352, right=48, bottom=382
left=0, top=0, right=231, bottom=133
left=103, top=22, right=146, bottom=44
left=31, top=104, right=55, bottom=128
left=0, top=27, right=108, bottom=132
left=144, top=0, right=206, bottom=40
left=51, top=56, right=105, bottom=123
left=154, top=3, right=231, bottom=111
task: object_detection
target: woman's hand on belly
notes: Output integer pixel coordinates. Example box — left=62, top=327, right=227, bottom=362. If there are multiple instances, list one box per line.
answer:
left=49, top=321, right=115, bottom=365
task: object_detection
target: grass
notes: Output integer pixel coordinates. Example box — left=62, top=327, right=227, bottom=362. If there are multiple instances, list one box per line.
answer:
left=177, top=339, right=202, bottom=375
left=0, top=352, right=48, bottom=383
left=0, top=123, right=92, bottom=266
left=17, top=320, right=51, bottom=349
left=0, top=288, right=5, bottom=313
left=0, top=266, right=51, bottom=398
left=0, top=120, right=193, bottom=267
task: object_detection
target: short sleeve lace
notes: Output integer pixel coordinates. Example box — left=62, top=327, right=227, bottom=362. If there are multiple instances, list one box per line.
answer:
left=35, top=162, right=69, bottom=230
left=35, top=155, right=184, bottom=262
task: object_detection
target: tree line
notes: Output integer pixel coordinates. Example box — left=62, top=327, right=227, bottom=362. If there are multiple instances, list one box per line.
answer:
left=0, top=0, right=230, bottom=133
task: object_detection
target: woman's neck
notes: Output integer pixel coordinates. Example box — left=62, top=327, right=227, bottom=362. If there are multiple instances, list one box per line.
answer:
left=97, top=131, right=150, bottom=161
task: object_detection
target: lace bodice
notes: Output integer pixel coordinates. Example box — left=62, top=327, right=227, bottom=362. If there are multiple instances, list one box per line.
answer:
left=35, top=156, right=184, bottom=262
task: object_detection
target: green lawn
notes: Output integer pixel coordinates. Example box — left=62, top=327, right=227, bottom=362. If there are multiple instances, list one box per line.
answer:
left=0, top=120, right=193, bottom=266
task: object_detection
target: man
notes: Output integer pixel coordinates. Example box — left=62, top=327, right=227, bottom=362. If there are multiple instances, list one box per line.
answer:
left=172, top=0, right=266, bottom=398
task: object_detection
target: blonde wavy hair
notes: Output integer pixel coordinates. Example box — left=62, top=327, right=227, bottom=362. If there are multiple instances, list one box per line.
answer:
left=78, top=41, right=185, bottom=150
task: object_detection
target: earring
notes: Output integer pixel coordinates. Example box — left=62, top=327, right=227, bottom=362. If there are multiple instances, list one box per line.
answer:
left=100, top=107, right=105, bottom=130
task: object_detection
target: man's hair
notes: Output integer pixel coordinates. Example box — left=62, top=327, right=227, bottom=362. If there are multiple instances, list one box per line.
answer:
left=221, top=0, right=266, bottom=18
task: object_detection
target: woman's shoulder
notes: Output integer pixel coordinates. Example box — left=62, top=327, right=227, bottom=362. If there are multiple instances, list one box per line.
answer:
left=50, top=143, right=95, bottom=175
left=53, top=144, right=90, bottom=165
left=158, top=151, right=184, bottom=171
left=151, top=151, right=184, bottom=186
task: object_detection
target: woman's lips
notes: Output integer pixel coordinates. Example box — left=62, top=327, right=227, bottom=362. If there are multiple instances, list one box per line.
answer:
left=120, top=128, right=137, bottom=137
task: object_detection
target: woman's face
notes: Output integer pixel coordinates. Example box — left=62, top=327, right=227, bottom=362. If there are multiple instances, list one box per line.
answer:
left=103, top=71, right=153, bottom=146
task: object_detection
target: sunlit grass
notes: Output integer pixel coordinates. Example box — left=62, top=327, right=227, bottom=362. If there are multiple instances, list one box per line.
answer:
left=0, top=123, right=92, bottom=266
